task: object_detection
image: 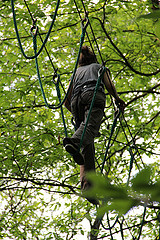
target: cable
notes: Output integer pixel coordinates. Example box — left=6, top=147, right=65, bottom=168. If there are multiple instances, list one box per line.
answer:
left=80, top=0, right=104, bottom=64
left=11, top=0, right=60, bottom=59
left=73, top=0, right=95, bottom=55
left=31, top=17, right=88, bottom=109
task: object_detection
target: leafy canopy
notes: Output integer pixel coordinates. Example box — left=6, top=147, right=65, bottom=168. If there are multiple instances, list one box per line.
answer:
left=0, top=0, right=160, bottom=239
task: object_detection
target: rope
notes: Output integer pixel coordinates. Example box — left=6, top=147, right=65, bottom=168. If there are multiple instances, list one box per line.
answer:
left=16, top=0, right=66, bottom=104
left=23, top=0, right=35, bottom=24
left=73, top=0, right=95, bottom=55
left=101, top=110, right=120, bottom=174
left=38, top=32, right=57, bottom=73
left=126, top=145, right=138, bottom=186
left=118, top=113, right=144, bottom=185
left=31, top=18, right=88, bottom=110
left=80, top=0, right=104, bottom=64
left=53, top=74, right=68, bottom=137
left=121, top=112, right=144, bottom=166
left=11, top=0, right=60, bottom=59
left=37, top=30, right=67, bottom=99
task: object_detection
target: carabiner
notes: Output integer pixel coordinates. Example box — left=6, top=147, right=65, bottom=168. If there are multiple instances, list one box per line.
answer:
left=81, top=16, right=89, bottom=30
left=98, top=65, right=105, bottom=78
left=52, top=71, right=60, bottom=84
left=30, top=25, right=38, bottom=37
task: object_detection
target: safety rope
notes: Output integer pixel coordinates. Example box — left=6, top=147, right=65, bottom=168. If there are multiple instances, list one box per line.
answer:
left=73, top=0, right=95, bottom=55
left=80, top=0, right=104, bottom=64
left=23, top=0, right=35, bottom=24
left=31, top=17, right=88, bottom=110
left=38, top=32, right=57, bottom=73
left=126, top=145, right=138, bottom=186
left=11, top=0, right=60, bottom=59
left=101, top=110, right=120, bottom=174
left=121, top=113, right=144, bottom=166
left=53, top=74, right=68, bottom=137
left=118, top=113, right=144, bottom=186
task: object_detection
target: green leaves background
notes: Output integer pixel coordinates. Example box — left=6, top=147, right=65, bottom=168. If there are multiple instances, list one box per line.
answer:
left=0, top=0, right=160, bottom=239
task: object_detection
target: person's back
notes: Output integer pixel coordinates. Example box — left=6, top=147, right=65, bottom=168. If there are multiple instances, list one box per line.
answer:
left=71, top=63, right=105, bottom=99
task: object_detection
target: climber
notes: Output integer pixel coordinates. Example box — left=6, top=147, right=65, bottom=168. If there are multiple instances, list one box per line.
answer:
left=63, top=46, right=125, bottom=203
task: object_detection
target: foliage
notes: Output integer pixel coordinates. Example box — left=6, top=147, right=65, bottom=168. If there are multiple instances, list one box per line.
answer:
left=0, top=0, right=160, bottom=239
left=86, top=166, right=160, bottom=215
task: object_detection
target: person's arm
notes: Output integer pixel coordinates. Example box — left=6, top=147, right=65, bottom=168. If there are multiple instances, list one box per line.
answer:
left=64, top=81, right=73, bottom=112
left=103, top=70, right=126, bottom=110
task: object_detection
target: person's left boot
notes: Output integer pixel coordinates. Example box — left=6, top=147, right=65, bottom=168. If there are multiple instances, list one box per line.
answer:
left=63, top=137, right=84, bottom=165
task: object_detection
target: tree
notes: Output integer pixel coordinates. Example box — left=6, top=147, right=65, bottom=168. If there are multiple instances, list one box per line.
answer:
left=0, top=0, right=160, bottom=239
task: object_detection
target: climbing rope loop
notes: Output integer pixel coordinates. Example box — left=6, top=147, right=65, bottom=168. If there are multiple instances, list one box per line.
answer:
left=11, top=0, right=60, bottom=59
left=32, top=17, right=89, bottom=110
left=53, top=74, right=68, bottom=137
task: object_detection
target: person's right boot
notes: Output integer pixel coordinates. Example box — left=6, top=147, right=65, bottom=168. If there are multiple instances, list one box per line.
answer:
left=63, top=137, right=84, bottom=165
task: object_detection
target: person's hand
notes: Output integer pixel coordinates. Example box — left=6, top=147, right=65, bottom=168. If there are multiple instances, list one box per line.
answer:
left=116, top=97, right=126, bottom=113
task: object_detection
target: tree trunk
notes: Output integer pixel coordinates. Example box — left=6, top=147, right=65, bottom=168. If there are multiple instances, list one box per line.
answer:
left=89, top=217, right=101, bottom=240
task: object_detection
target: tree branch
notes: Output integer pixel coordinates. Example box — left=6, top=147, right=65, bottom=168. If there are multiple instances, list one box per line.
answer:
left=93, top=17, right=160, bottom=76
left=126, top=83, right=160, bottom=106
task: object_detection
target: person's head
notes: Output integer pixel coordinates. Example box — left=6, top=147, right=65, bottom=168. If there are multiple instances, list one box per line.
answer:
left=79, top=46, right=97, bottom=66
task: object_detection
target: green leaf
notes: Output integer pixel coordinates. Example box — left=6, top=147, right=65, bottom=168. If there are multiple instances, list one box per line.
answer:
left=138, top=10, right=160, bottom=19
left=1, top=0, right=160, bottom=239
left=97, top=198, right=139, bottom=216
left=131, top=166, right=152, bottom=192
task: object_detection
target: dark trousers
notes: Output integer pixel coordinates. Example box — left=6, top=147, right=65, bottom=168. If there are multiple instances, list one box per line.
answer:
left=71, top=90, right=106, bottom=170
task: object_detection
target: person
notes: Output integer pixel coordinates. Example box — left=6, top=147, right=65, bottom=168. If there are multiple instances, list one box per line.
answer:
left=63, top=46, right=125, bottom=204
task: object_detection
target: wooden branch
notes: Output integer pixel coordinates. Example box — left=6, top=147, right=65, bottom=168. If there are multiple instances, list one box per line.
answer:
left=0, top=176, right=78, bottom=194
left=93, top=17, right=160, bottom=77
left=126, top=83, right=160, bottom=107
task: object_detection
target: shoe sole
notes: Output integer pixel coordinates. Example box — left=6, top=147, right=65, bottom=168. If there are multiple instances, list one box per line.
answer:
left=63, top=137, right=71, bottom=147
left=65, top=144, right=84, bottom=165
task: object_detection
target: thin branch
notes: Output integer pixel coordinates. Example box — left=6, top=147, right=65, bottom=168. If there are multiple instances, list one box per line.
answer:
left=126, top=83, right=160, bottom=106
left=93, top=17, right=160, bottom=77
